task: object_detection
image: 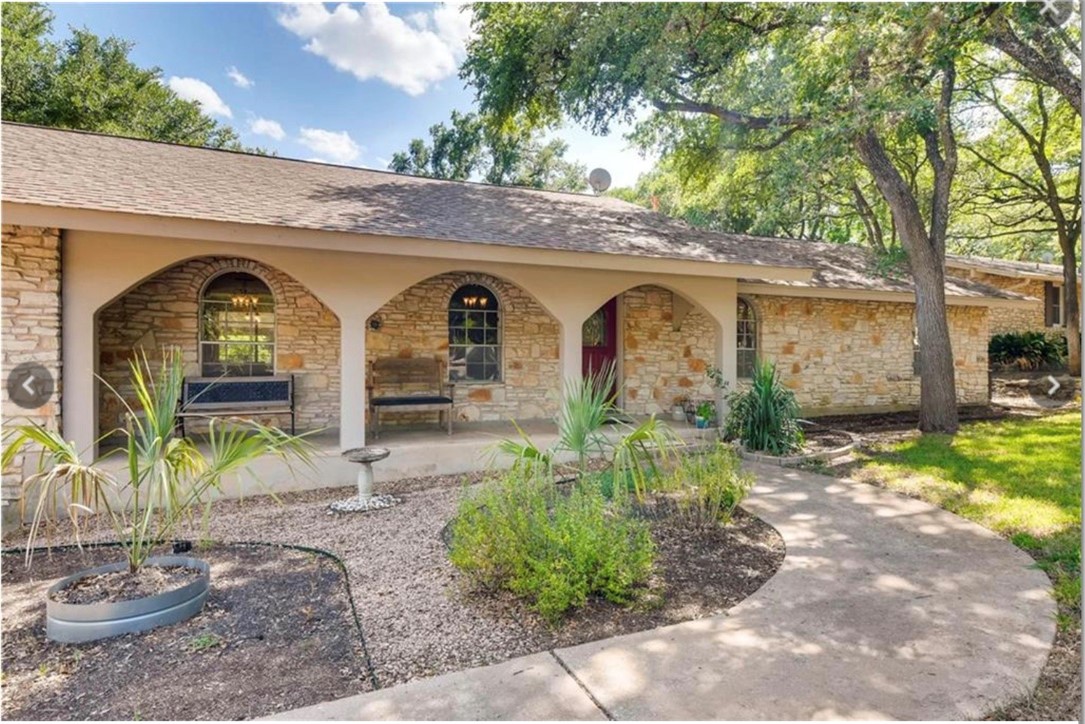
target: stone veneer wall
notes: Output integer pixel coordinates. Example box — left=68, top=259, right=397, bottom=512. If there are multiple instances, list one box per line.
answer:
left=2, top=225, right=63, bottom=526
left=621, top=286, right=717, bottom=416
left=745, top=295, right=989, bottom=414
left=965, top=271, right=1051, bottom=337
left=366, top=272, right=560, bottom=423
left=97, top=256, right=340, bottom=435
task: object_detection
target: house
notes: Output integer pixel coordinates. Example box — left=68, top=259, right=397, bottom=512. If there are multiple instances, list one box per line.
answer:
left=1, top=123, right=1032, bottom=511
left=946, top=254, right=1076, bottom=339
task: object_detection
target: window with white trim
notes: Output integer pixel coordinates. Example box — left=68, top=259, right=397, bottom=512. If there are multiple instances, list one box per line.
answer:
left=199, top=272, right=275, bottom=377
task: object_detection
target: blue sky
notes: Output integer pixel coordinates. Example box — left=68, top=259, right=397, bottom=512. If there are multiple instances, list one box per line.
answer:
left=47, top=2, right=656, bottom=188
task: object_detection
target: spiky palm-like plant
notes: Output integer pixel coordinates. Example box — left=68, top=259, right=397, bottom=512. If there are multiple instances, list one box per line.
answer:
left=493, top=364, right=680, bottom=499
left=3, top=348, right=314, bottom=572
left=724, top=359, right=804, bottom=455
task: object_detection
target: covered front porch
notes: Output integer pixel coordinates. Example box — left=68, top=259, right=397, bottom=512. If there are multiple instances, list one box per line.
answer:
left=40, top=217, right=810, bottom=495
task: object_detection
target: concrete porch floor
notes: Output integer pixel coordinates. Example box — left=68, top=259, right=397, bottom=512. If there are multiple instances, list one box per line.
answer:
left=165, top=416, right=717, bottom=502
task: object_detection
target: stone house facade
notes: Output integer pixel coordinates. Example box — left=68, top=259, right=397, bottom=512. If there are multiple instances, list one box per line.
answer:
left=0, top=123, right=1037, bottom=518
left=946, top=255, right=1075, bottom=340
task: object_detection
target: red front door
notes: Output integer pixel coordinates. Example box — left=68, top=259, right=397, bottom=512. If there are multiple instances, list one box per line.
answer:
left=582, top=297, right=618, bottom=400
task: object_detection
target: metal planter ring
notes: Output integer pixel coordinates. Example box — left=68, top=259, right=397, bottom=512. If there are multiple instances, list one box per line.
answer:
left=46, top=555, right=210, bottom=644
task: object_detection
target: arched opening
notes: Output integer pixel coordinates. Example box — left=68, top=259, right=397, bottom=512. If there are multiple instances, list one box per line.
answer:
left=366, top=271, right=560, bottom=425
left=96, top=256, right=340, bottom=438
left=199, top=271, right=276, bottom=377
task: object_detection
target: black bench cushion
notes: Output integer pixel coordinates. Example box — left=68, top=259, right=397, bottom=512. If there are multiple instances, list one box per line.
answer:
left=185, top=379, right=291, bottom=405
left=372, top=395, right=453, bottom=406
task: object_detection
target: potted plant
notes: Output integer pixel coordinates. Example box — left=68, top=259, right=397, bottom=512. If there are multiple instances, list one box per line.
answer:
left=695, top=400, right=716, bottom=429
left=2, top=349, right=313, bottom=643
left=671, top=396, right=689, bottom=422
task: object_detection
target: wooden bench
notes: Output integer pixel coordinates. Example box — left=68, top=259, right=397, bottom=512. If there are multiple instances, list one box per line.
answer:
left=177, top=375, right=295, bottom=437
left=367, top=358, right=455, bottom=438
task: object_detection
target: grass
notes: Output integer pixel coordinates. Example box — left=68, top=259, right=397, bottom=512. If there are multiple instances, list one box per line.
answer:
left=849, top=412, right=1081, bottom=623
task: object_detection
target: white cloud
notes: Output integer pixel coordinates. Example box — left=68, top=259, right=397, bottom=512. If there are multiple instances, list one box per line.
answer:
left=167, top=77, right=233, bottom=118
left=298, top=127, right=363, bottom=165
left=250, top=117, right=286, bottom=141
left=227, top=66, right=254, bottom=89
left=276, top=2, right=472, bottom=96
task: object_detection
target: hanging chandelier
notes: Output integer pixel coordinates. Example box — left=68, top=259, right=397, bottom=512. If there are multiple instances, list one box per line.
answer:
left=231, top=292, right=260, bottom=309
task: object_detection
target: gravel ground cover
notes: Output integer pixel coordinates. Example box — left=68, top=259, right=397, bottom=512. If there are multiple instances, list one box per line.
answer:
left=1, top=473, right=784, bottom=719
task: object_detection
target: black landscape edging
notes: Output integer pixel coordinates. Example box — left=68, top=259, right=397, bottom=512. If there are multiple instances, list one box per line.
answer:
left=2, top=539, right=380, bottom=690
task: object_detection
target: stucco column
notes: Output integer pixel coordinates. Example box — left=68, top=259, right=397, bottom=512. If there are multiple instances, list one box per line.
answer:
left=339, top=315, right=367, bottom=450
left=706, top=280, right=738, bottom=415
left=62, top=300, right=98, bottom=458
left=558, top=315, right=584, bottom=389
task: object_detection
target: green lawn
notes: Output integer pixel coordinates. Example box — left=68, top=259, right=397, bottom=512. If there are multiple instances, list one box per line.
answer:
left=849, top=412, right=1082, bottom=625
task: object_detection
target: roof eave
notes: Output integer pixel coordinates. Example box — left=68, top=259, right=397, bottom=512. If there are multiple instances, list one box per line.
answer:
left=2, top=201, right=816, bottom=283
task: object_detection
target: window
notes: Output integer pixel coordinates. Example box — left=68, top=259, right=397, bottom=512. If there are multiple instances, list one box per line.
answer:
left=1045, top=282, right=1064, bottom=327
left=199, top=272, right=275, bottom=377
left=448, top=284, right=500, bottom=381
left=737, top=298, right=757, bottom=378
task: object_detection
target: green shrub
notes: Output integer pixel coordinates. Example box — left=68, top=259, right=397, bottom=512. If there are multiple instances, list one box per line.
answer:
left=989, top=331, right=1067, bottom=369
left=657, top=444, right=754, bottom=529
left=724, top=359, right=804, bottom=455
left=448, top=472, right=655, bottom=623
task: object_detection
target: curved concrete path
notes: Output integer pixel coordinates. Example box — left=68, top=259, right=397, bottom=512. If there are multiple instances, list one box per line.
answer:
left=270, top=464, right=1055, bottom=721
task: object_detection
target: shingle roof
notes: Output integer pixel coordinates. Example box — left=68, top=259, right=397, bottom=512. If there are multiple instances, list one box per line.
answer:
left=1, top=123, right=1026, bottom=302
left=742, top=243, right=1032, bottom=300
left=946, top=253, right=1066, bottom=281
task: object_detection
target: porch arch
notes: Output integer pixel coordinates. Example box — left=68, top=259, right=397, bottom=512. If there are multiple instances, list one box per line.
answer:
left=366, top=270, right=562, bottom=424
left=95, top=255, right=341, bottom=438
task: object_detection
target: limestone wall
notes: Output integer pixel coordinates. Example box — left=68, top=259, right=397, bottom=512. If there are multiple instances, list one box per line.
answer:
left=1, top=225, right=63, bottom=524
left=967, top=272, right=1050, bottom=336
left=366, top=272, right=561, bottom=424
left=621, top=286, right=716, bottom=416
left=97, top=256, right=340, bottom=435
left=745, top=295, right=989, bottom=414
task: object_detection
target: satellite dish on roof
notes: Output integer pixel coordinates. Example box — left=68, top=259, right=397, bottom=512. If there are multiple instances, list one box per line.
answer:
left=588, top=168, right=612, bottom=194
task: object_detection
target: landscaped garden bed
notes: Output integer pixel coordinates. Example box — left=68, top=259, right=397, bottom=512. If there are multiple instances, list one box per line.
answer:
left=2, top=543, right=369, bottom=720
left=1, top=478, right=784, bottom=719
left=1, top=361, right=785, bottom=719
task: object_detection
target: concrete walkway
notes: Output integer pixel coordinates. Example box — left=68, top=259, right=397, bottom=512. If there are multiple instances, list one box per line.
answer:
left=269, top=464, right=1055, bottom=721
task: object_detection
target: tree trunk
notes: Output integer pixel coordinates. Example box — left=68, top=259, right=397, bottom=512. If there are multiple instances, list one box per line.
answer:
left=855, top=128, right=960, bottom=433
left=1063, top=253, right=1081, bottom=375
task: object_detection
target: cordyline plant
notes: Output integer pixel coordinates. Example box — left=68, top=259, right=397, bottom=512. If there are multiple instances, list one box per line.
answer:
left=493, top=364, right=681, bottom=499
left=2, top=349, right=314, bottom=572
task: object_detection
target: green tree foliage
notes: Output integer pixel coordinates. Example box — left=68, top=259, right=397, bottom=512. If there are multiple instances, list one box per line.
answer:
left=1, top=3, right=248, bottom=150
left=389, top=110, right=586, bottom=191
left=463, top=3, right=978, bottom=432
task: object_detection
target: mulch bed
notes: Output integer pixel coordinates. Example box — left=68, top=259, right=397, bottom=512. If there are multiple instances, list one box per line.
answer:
left=809, top=404, right=1011, bottom=434
left=1, top=544, right=369, bottom=721
left=798, top=426, right=854, bottom=454
left=51, top=564, right=202, bottom=605
left=1, top=478, right=784, bottom=720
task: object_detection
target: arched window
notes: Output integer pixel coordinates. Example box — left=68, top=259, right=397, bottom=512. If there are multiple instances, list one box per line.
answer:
left=737, top=298, right=757, bottom=378
left=199, top=271, right=275, bottom=377
left=448, top=284, right=500, bottom=381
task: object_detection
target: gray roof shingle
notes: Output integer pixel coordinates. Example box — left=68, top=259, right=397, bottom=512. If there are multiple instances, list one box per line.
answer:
left=1, top=123, right=1026, bottom=302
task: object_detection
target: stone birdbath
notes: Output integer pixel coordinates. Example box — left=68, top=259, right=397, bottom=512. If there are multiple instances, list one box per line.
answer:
left=329, top=446, right=400, bottom=513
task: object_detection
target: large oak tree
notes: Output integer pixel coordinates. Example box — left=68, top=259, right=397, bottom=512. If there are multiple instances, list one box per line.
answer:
left=464, top=3, right=975, bottom=432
